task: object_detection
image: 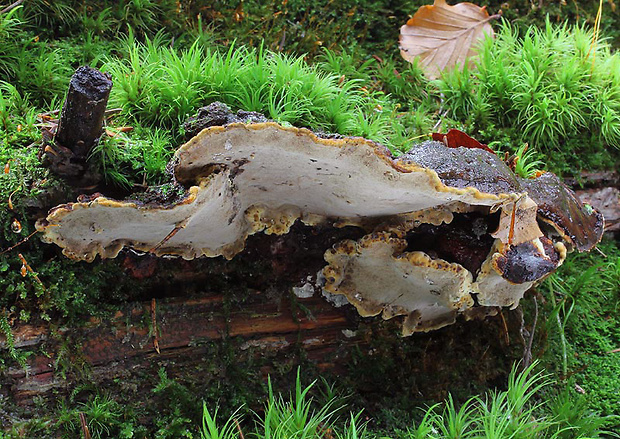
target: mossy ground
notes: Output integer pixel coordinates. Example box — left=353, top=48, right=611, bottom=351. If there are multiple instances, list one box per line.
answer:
left=539, top=238, right=620, bottom=422
left=1, top=0, right=619, bottom=437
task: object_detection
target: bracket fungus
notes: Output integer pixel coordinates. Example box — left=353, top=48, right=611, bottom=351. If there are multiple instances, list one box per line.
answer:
left=37, top=110, right=604, bottom=334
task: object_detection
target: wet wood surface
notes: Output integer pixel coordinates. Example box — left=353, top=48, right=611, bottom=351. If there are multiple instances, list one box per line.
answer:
left=1, top=292, right=358, bottom=405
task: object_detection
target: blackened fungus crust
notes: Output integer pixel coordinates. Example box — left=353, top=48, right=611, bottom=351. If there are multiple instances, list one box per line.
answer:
left=71, top=66, right=113, bottom=99
left=183, top=102, right=268, bottom=140
left=401, top=141, right=521, bottom=196
left=494, top=237, right=560, bottom=284
left=403, top=143, right=604, bottom=252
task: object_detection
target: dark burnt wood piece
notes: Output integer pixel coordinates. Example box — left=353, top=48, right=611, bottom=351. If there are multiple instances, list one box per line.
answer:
left=46, top=66, right=112, bottom=180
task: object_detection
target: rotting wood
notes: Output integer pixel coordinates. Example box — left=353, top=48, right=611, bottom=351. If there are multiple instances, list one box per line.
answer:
left=43, top=66, right=112, bottom=181
left=0, top=292, right=357, bottom=405
left=0, top=277, right=528, bottom=417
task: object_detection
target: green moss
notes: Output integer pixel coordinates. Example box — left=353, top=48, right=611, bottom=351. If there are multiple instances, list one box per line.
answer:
left=435, top=20, right=620, bottom=173
left=540, top=238, right=620, bottom=425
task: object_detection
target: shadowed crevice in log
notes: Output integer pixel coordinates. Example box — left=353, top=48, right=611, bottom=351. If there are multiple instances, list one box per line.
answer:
left=116, top=222, right=366, bottom=302
left=404, top=211, right=500, bottom=274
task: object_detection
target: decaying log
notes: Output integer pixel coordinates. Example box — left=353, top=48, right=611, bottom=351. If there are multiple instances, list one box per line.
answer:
left=0, top=292, right=358, bottom=405
left=44, top=66, right=112, bottom=181
left=0, top=217, right=526, bottom=420
left=0, top=218, right=524, bottom=411
left=4, top=101, right=607, bottom=422
left=0, top=289, right=525, bottom=410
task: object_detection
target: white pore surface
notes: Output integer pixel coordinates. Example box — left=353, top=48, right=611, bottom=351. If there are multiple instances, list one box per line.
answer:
left=176, top=124, right=507, bottom=220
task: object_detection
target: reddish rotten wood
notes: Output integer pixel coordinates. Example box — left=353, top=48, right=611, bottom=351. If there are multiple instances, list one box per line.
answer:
left=0, top=292, right=358, bottom=405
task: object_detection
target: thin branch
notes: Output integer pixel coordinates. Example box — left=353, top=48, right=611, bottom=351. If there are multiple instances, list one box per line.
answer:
left=79, top=412, right=91, bottom=439
left=234, top=418, right=245, bottom=439
left=0, top=230, right=39, bottom=256
left=149, top=219, right=189, bottom=254
left=522, top=295, right=538, bottom=370
left=499, top=310, right=510, bottom=346
left=151, top=298, right=160, bottom=354
left=594, top=246, right=607, bottom=258
left=0, top=0, right=24, bottom=14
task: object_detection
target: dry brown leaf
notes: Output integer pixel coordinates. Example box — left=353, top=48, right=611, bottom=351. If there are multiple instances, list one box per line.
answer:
left=399, top=0, right=498, bottom=79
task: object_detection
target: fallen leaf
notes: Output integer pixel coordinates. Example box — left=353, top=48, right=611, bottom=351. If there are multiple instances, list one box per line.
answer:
left=574, top=383, right=586, bottom=394
left=400, top=0, right=498, bottom=79
left=432, top=129, right=495, bottom=154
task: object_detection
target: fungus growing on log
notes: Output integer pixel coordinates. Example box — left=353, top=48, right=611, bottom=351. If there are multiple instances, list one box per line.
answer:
left=36, top=112, right=604, bottom=334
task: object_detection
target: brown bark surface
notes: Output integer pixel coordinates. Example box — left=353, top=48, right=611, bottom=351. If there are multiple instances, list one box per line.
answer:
left=1, top=291, right=358, bottom=406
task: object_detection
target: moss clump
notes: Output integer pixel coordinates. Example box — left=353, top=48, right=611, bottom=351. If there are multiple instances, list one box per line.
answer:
left=540, top=238, right=620, bottom=426
left=435, top=20, right=620, bottom=175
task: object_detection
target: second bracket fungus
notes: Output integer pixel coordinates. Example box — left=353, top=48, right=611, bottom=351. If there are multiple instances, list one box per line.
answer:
left=37, top=107, right=604, bottom=334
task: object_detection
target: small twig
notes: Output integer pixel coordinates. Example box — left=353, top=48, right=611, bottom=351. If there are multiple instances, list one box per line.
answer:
left=549, top=281, right=569, bottom=378
left=432, top=109, right=448, bottom=132
left=79, top=412, right=91, bottom=439
left=0, top=0, right=24, bottom=14
left=572, top=0, right=581, bottom=20
left=151, top=298, right=160, bottom=354
left=36, top=109, right=61, bottom=119
left=278, top=29, right=286, bottom=52
left=523, top=295, right=538, bottom=370
left=149, top=219, right=189, bottom=254
left=606, top=348, right=620, bottom=354
left=104, top=107, right=124, bottom=117
left=594, top=246, right=608, bottom=258
left=234, top=418, right=245, bottom=439
left=0, top=230, right=40, bottom=256
left=499, top=310, right=510, bottom=346
left=508, top=200, right=518, bottom=245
